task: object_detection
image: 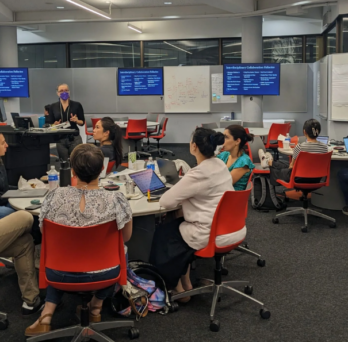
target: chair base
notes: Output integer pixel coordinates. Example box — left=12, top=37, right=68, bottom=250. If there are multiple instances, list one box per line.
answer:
left=171, top=279, right=268, bottom=322
left=148, top=147, right=175, bottom=157
left=235, top=245, right=266, bottom=267
left=274, top=206, right=336, bottom=230
left=27, top=320, right=137, bottom=342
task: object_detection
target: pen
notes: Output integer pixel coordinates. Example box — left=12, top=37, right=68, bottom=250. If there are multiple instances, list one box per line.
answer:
left=147, top=189, right=150, bottom=200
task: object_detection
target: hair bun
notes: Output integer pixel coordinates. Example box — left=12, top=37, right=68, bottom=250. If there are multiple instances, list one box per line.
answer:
left=210, top=132, right=224, bottom=146
left=246, top=133, right=254, bottom=142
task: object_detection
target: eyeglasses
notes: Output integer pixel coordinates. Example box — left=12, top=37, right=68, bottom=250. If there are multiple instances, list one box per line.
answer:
left=57, top=89, right=69, bottom=93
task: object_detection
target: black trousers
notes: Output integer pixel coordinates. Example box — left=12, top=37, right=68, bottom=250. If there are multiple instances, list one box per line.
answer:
left=270, top=160, right=292, bottom=186
left=57, top=135, right=83, bottom=161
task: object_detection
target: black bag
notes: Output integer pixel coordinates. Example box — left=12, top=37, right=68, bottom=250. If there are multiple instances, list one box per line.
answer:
left=251, top=174, right=286, bottom=211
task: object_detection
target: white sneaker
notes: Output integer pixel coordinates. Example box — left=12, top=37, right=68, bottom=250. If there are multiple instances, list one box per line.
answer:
left=258, top=149, right=269, bottom=169
left=265, top=152, right=273, bottom=163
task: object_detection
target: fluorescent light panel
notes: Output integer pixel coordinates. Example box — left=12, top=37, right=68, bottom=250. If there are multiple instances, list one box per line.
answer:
left=127, top=24, right=142, bottom=33
left=163, top=41, right=192, bottom=54
left=65, top=0, right=111, bottom=19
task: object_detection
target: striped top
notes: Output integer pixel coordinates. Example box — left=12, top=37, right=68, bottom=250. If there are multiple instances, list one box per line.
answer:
left=293, top=141, right=328, bottom=160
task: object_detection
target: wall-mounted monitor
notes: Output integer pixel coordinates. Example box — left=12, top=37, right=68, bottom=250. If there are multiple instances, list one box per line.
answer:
left=118, top=68, right=164, bottom=96
left=0, top=68, right=30, bottom=98
left=223, top=63, right=280, bottom=96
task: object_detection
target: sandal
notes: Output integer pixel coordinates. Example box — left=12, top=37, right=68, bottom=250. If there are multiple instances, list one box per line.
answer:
left=25, top=314, right=52, bottom=336
left=76, top=304, right=102, bottom=323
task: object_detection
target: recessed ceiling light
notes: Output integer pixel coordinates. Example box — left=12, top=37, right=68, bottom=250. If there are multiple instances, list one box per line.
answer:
left=57, top=6, right=65, bottom=9
left=164, top=2, right=172, bottom=4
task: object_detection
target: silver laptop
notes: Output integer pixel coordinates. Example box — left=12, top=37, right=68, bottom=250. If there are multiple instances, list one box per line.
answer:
left=156, top=158, right=180, bottom=185
left=1, top=189, right=48, bottom=199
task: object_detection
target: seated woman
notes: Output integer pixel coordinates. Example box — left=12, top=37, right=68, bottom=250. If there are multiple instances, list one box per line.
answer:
left=25, top=144, right=132, bottom=337
left=93, top=117, right=123, bottom=167
left=259, top=119, right=328, bottom=186
left=150, top=128, right=246, bottom=300
left=217, top=125, right=255, bottom=190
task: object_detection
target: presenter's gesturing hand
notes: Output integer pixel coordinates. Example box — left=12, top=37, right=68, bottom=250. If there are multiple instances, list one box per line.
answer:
left=70, top=113, right=84, bottom=126
left=53, top=120, right=61, bottom=126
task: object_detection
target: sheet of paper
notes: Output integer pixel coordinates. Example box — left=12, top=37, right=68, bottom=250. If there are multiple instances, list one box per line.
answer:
left=332, top=64, right=348, bottom=107
left=211, top=73, right=237, bottom=104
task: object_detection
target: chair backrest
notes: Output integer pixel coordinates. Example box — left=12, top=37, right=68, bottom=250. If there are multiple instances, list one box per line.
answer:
left=114, top=117, right=129, bottom=122
left=267, top=123, right=290, bottom=142
left=195, top=187, right=251, bottom=258
left=248, top=136, right=266, bottom=163
left=146, top=113, right=159, bottom=122
left=244, top=142, right=253, bottom=161
left=220, top=120, right=242, bottom=128
left=243, top=121, right=263, bottom=128
left=107, top=161, right=116, bottom=173
left=202, top=122, right=218, bottom=129
left=39, top=219, right=127, bottom=288
left=290, top=151, right=332, bottom=189
left=91, top=118, right=100, bottom=129
left=126, top=119, right=148, bottom=136
left=155, top=117, right=168, bottom=138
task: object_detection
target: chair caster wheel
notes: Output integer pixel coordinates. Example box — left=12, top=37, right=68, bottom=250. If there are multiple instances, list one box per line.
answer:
left=169, top=301, right=179, bottom=313
left=257, top=259, right=266, bottom=267
left=242, top=243, right=249, bottom=249
left=210, top=320, right=220, bottom=332
left=272, top=218, right=279, bottom=224
left=301, top=226, right=308, bottom=233
left=260, top=308, right=271, bottom=319
left=244, top=285, right=253, bottom=295
left=329, top=222, right=336, bottom=228
left=128, top=327, right=140, bottom=339
left=0, top=319, right=8, bottom=330
left=221, top=267, right=228, bottom=276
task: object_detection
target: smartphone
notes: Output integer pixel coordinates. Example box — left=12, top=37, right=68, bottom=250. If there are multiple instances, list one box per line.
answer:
left=25, top=204, right=42, bottom=210
left=103, top=185, right=120, bottom=191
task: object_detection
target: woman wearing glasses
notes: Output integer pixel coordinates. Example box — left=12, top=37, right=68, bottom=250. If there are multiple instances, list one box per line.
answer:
left=46, top=83, right=85, bottom=160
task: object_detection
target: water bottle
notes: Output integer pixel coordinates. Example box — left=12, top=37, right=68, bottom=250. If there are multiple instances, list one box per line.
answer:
left=59, top=160, right=71, bottom=187
left=47, top=166, right=59, bottom=191
left=146, top=157, right=155, bottom=172
left=284, top=133, right=291, bottom=150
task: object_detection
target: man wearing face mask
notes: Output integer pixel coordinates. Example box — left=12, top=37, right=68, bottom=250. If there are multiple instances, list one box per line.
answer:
left=47, top=83, right=85, bottom=160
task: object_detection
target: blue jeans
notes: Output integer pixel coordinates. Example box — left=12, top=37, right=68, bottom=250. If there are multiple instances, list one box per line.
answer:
left=0, top=203, right=15, bottom=219
left=337, top=168, right=348, bottom=206
left=45, top=266, right=120, bottom=305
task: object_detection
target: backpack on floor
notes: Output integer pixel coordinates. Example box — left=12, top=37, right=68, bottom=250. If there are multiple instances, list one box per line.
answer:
left=251, top=174, right=286, bottom=211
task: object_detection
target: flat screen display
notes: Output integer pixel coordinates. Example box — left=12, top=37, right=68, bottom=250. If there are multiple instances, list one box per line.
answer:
left=223, top=63, right=280, bottom=96
left=0, top=68, right=30, bottom=98
left=118, top=68, right=163, bottom=96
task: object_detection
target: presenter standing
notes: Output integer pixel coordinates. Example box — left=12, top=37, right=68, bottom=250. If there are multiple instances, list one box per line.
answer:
left=47, top=83, right=85, bottom=160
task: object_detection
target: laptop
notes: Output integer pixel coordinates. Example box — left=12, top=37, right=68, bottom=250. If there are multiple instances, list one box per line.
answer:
left=11, top=113, right=19, bottom=127
left=1, top=189, right=48, bottom=199
left=99, top=157, right=110, bottom=179
left=316, top=136, right=329, bottom=145
left=156, top=158, right=180, bottom=185
left=129, top=169, right=169, bottom=196
left=343, top=137, right=348, bottom=152
left=15, top=117, right=34, bottom=129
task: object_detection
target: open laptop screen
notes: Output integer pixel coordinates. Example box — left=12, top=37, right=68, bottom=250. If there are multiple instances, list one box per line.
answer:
left=344, top=137, right=348, bottom=152
left=316, top=136, right=329, bottom=145
left=129, top=169, right=165, bottom=194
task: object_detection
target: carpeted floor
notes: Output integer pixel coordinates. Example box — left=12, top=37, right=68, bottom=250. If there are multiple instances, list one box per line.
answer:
left=1, top=144, right=347, bottom=342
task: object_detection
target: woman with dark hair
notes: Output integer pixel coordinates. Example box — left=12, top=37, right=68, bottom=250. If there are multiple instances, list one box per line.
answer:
left=150, top=128, right=246, bottom=300
left=259, top=119, right=328, bottom=186
left=217, top=125, right=255, bottom=190
left=25, top=144, right=132, bottom=336
left=93, top=117, right=123, bottom=167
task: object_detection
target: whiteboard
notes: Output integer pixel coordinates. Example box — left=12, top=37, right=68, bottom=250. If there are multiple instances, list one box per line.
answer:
left=164, top=66, right=210, bottom=113
left=211, top=73, right=237, bottom=104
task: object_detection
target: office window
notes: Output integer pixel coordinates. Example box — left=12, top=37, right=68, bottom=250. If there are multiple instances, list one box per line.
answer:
left=326, top=26, right=336, bottom=55
left=342, top=18, right=348, bottom=52
left=144, top=39, right=219, bottom=67
left=222, top=38, right=242, bottom=64
left=306, top=36, right=323, bottom=63
left=18, top=44, right=67, bottom=68
left=70, top=42, right=141, bottom=68
left=263, top=37, right=303, bottom=63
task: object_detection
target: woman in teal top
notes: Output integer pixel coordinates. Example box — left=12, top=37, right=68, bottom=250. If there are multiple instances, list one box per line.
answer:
left=217, top=125, right=255, bottom=191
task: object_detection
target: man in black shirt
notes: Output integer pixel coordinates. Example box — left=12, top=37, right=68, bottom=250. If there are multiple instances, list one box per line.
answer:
left=47, top=83, right=85, bottom=160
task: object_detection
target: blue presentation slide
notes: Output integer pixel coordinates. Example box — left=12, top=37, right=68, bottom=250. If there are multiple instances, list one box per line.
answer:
left=0, top=68, right=29, bottom=98
left=118, top=68, right=163, bottom=96
left=223, top=64, right=280, bottom=96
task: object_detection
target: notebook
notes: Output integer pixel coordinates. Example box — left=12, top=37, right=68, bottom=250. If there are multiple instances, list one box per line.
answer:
left=129, top=169, right=169, bottom=195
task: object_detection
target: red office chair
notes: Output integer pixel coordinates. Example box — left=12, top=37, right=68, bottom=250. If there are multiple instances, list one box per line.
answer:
left=84, top=117, right=98, bottom=143
left=143, top=113, right=159, bottom=151
left=124, top=119, right=150, bottom=158
left=272, top=151, right=336, bottom=233
left=107, top=161, right=115, bottom=173
left=29, top=219, right=138, bottom=342
left=171, top=187, right=270, bottom=332
left=148, top=117, right=175, bottom=157
left=265, top=123, right=291, bottom=160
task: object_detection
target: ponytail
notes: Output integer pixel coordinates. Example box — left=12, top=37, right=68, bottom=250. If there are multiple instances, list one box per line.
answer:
left=100, top=117, right=123, bottom=167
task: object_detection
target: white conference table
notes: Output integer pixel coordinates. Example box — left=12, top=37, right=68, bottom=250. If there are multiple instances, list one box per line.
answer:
left=115, top=121, right=159, bottom=154
left=278, top=147, right=348, bottom=210
left=9, top=175, right=179, bottom=261
left=215, top=127, right=269, bottom=136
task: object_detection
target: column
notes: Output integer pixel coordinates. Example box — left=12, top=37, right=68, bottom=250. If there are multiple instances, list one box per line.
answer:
left=0, top=27, right=20, bottom=118
left=241, top=16, right=263, bottom=124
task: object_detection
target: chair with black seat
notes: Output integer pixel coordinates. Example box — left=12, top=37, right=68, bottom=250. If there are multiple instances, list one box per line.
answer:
left=171, top=186, right=270, bottom=332
left=202, top=122, right=218, bottom=129
left=148, top=117, right=174, bottom=157
left=124, top=119, right=150, bottom=158
left=27, top=219, right=139, bottom=342
left=272, top=151, right=336, bottom=233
